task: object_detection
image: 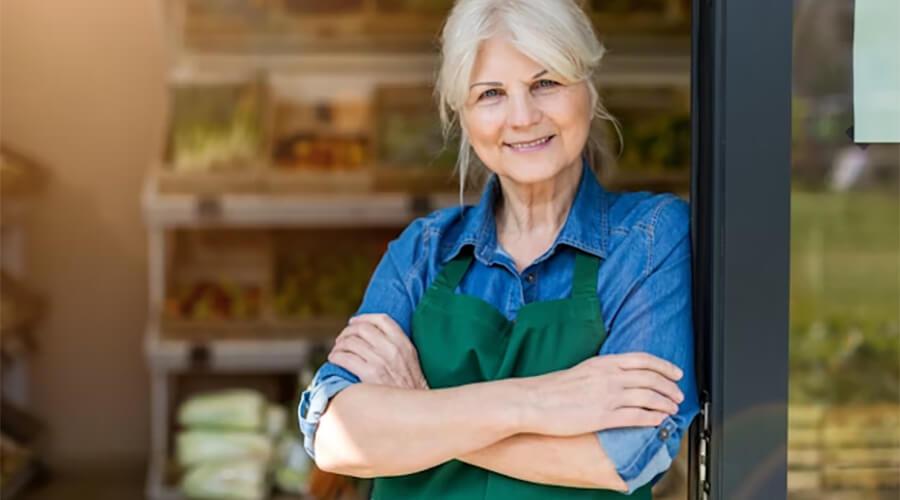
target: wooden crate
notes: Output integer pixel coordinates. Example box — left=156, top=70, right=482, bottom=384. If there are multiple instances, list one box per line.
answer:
left=163, top=228, right=272, bottom=337
left=156, top=226, right=401, bottom=342
left=373, top=84, right=458, bottom=194
left=588, top=0, right=689, bottom=35
left=148, top=370, right=312, bottom=500
left=158, top=69, right=268, bottom=195
left=264, top=73, right=375, bottom=194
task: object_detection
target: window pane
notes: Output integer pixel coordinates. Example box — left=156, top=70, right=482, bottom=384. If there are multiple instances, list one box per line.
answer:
left=790, top=1, right=900, bottom=498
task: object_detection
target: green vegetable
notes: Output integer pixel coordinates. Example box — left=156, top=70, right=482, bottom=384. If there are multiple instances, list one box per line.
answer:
left=181, top=460, right=268, bottom=500
left=274, top=466, right=309, bottom=495
left=177, top=431, right=272, bottom=466
left=265, top=405, right=288, bottom=438
left=273, top=434, right=312, bottom=494
left=178, top=389, right=266, bottom=431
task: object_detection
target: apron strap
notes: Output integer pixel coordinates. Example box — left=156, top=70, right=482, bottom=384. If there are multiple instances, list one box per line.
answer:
left=432, top=250, right=475, bottom=291
left=571, top=250, right=600, bottom=299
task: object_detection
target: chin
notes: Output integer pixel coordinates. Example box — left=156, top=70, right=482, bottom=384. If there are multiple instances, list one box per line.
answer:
left=497, top=156, right=578, bottom=185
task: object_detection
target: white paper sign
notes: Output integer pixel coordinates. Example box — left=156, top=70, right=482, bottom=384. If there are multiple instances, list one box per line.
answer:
left=853, top=0, right=900, bottom=143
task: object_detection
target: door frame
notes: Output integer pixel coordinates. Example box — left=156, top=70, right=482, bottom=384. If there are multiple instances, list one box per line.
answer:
left=688, top=0, right=793, bottom=498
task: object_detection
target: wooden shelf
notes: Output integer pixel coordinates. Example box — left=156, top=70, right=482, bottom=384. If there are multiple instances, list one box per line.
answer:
left=144, top=322, right=320, bottom=373
left=172, top=47, right=689, bottom=88
left=143, top=174, right=473, bottom=228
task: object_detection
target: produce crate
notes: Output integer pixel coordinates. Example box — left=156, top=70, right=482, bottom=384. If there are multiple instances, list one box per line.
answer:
left=589, top=0, right=689, bottom=35
left=276, top=0, right=368, bottom=45
left=170, top=0, right=439, bottom=54
left=373, top=84, right=457, bottom=194
left=158, top=70, right=267, bottom=194
left=156, top=227, right=400, bottom=342
left=601, top=85, right=690, bottom=189
left=266, top=73, right=375, bottom=194
left=148, top=370, right=315, bottom=500
left=162, top=228, right=272, bottom=340
left=367, top=0, right=452, bottom=39
left=271, top=227, right=396, bottom=323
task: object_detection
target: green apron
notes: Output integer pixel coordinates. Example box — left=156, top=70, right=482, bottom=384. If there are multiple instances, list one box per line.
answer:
left=372, top=249, right=652, bottom=500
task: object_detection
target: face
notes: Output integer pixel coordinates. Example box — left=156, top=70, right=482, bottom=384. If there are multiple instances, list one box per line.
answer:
left=461, top=36, right=592, bottom=186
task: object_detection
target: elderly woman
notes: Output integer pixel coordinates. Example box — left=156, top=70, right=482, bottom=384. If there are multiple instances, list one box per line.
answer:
left=298, top=0, right=699, bottom=498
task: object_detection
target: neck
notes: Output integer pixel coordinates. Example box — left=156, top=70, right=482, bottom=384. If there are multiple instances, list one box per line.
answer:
left=494, top=160, right=582, bottom=242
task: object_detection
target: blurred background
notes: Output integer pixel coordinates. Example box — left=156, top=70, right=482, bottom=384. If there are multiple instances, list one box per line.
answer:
left=0, top=1, right=896, bottom=499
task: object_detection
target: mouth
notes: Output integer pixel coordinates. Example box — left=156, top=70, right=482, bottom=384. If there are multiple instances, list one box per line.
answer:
left=504, top=135, right=555, bottom=151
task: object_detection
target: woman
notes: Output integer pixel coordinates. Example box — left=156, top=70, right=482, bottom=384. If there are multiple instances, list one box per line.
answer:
left=299, top=0, right=699, bottom=498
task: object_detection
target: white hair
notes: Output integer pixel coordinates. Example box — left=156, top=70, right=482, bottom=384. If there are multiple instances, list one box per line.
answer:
left=435, top=0, right=621, bottom=200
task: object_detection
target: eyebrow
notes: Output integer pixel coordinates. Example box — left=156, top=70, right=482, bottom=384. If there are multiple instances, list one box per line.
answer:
left=469, top=69, right=549, bottom=89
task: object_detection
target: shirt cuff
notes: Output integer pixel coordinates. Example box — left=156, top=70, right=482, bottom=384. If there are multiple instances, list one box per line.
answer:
left=595, top=417, right=680, bottom=494
left=298, top=374, right=356, bottom=460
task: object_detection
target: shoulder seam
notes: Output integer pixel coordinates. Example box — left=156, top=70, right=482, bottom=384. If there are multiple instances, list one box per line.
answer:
left=646, top=195, right=681, bottom=274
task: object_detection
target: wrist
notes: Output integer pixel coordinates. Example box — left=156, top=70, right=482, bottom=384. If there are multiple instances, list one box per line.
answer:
left=501, top=376, right=541, bottom=434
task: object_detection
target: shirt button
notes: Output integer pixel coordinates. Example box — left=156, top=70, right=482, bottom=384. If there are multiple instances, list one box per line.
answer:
left=658, top=428, right=670, bottom=441
left=525, top=273, right=536, bottom=283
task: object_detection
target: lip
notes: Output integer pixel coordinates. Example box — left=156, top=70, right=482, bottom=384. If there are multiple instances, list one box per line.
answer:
left=504, top=135, right=555, bottom=152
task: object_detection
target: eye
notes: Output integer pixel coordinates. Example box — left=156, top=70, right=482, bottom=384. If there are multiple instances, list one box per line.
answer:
left=533, top=79, right=560, bottom=90
left=478, top=88, right=502, bottom=100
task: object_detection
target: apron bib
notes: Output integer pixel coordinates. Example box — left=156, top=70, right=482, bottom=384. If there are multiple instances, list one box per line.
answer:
left=372, top=250, right=652, bottom=500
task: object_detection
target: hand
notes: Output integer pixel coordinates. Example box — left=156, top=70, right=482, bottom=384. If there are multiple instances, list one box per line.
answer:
left=327, top=313, right=429, bottom=390
left=522, top=352, right=685, bottom=436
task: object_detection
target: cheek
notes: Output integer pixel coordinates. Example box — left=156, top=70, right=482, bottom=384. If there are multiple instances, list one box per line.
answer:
left=462, top=107, right=506, bottom=147
left=543, top=92, right=591, bottom=140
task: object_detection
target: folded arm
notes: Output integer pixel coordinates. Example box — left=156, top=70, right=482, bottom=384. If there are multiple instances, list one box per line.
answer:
left=458, top=433, right=627, bottom=490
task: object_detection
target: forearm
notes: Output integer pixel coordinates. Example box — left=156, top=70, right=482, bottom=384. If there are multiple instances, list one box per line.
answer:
left=458, top=433, right=627, bottom=491
left=314, top=379, right=529, bottom=477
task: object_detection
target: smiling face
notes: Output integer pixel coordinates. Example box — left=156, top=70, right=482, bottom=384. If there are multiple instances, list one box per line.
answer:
left=461, top=36, right=593, bottom=185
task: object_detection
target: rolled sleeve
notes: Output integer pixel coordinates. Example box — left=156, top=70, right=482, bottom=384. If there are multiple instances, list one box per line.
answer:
left=299, top=363, right=359, bottom=460
left=595, top=197, right=700, bottom=493
left=297, top=219, right=425, bottom=461
left=596, top=417, right=683, bottom=493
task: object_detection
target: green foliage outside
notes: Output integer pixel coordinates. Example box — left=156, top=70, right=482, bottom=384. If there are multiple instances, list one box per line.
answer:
left=790, top=189, right=900, bottom=405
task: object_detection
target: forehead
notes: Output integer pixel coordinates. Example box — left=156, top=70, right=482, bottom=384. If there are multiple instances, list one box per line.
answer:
left=470, top=36, right=544, bottom=83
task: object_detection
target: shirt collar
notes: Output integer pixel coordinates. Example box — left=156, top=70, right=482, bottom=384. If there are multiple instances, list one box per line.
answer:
left=440, top=158, right=609, bottom=265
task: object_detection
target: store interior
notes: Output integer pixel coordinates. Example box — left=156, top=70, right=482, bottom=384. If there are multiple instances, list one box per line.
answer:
left=6, top=1, right=895, bottom=500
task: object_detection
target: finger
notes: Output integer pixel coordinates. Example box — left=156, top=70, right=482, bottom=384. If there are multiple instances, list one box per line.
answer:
left=350, top=315, right=424, bottom=390
left=351, top=321, right=420, bottom=387
left=329, top=348, right=399, bottom=387
left=618, top=388, right=680, bottom=415
left=334, top=336, right=406, bottom=388
left=622, top=370, right=684, bottom=404
left=328, top=349, right=377, bottom=382
left=352, top=321, right=402, bottom=361
left=615, top=353, right=683, bottom=381
left=609, top=408, right=669, bottom=428
left=351, top=314, right=410, bottom=346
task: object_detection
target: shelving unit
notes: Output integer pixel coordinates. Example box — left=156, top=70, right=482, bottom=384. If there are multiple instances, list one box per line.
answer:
left=1, top=146, right=49, bottom=499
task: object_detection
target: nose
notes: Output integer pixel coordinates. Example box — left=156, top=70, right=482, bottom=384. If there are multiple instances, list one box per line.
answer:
left=507, top=91, right=542, bottom=129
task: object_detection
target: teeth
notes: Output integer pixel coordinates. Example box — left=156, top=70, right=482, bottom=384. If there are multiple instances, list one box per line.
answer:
left=509, top=136, right=551, bottom=149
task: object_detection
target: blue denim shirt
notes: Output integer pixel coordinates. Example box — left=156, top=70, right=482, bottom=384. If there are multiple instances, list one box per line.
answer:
left=299, top=161, right=699, bottom=493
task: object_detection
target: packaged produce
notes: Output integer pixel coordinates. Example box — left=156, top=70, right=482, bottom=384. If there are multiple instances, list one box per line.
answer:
left=177, top=430, right=272, bottom=466
left=273, top=434, right=312, bottom=494
left=180, top=459, right=268, bottom=500
left=165, top=281, right=263, bottom=321
left=178, top=389, right=267, bottom=431
left=168, top=79, right=262, bottom=173
left=265, top=404, right=288, bottom=438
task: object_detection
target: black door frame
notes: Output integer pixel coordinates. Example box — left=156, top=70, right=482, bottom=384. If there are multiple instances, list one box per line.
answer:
left=689, top=0, right=792, bottom=499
